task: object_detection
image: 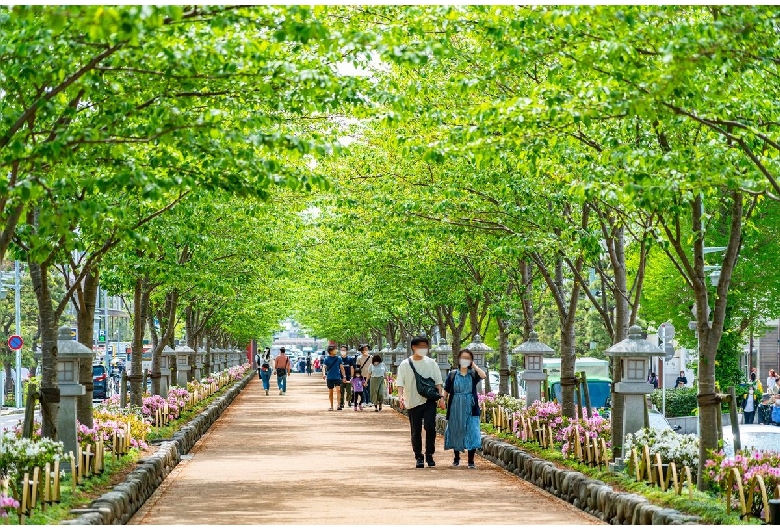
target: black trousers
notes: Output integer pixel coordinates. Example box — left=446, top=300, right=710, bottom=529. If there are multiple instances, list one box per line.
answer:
left=408, top=399, right=437, bottom=458
left=744, top=410, right=755, bottom=424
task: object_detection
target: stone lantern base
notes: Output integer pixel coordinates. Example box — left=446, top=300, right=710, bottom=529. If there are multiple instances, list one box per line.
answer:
left=522, top=371, right=547, bottom=403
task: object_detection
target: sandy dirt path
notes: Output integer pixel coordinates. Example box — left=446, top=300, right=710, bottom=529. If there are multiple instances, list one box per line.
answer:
left=130, top=374, right=602, bottom=525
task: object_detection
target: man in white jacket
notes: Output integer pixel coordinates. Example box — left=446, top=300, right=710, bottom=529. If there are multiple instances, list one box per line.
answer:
left=396, top=336, right=444, bottom=469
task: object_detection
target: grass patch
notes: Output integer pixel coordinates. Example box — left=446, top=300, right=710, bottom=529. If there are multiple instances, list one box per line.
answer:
left=483, top=426, right=750, bottom=525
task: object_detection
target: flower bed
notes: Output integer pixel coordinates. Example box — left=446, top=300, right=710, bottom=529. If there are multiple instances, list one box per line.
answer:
left=0, top=363, right=252, bottom=523
left=625, top=427, right=699, bottom=471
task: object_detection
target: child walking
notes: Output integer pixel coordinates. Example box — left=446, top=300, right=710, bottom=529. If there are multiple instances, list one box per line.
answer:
left=352, top=373, right=365, bottom=410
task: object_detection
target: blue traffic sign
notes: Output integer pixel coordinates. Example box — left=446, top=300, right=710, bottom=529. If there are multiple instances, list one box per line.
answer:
left=7, top=335, right=23, bottom=350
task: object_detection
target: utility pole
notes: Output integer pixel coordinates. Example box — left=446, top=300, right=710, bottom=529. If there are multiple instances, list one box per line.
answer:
left=14, top=261, right=21, bottom=409
left=104, top=287, right=110, bottom=371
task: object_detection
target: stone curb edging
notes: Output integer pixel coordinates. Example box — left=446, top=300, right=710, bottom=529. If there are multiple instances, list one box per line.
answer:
left=60, top=371, right=255, bottom=525
left=386, top=397, right=700, bottom=526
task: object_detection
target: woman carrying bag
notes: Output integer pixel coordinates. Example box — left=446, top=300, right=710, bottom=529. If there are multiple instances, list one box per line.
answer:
left=443, top=348, right=486, bottom=469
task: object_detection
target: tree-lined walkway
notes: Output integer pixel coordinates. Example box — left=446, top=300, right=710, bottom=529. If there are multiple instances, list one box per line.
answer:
left=130, top=375, right=601, bottom=525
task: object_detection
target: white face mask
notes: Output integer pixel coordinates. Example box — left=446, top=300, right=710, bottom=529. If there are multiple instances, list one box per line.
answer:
left=459, top=359, right=472, bottom=368
left=373, top=362, right=379, bottom=366
left=415, top=348, right=429, bottom=357
left=341, top=351, right=347, bottom=357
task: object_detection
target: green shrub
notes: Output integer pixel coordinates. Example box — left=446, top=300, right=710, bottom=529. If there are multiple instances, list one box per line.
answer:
left=650, top=387, right=698, bottom=417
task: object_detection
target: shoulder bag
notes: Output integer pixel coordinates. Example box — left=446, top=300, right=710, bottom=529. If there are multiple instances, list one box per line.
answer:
left=408, top=359, right=442, bottom=401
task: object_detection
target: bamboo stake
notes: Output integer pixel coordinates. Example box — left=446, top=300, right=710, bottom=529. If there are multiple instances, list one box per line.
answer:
left=643, top=445, right=654, bottom=484
left=43, top=463, right=51, bottom=508
left=683, top=466, right=694, bottom=500
left=76, top=446, right=83, bottom=484
left=19, top=472, right=28, bottom=525
left=30, top=467, right=39, bottom=511
left=654, top=453, right=667, bottom=490
left=53, top=460, right=60, bottom=503
left=69, top=452, right=77, bottom=491
left=670, top=462, right=680, bottom=494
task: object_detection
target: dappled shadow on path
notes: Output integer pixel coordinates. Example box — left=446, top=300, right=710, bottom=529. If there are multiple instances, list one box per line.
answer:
left=131, top=376, right=602, bottom=525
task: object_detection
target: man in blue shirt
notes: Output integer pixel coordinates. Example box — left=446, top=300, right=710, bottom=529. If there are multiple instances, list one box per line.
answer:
left=322, top=345, right=346, bottom=411
left=339, top=346, right=355, bottom=410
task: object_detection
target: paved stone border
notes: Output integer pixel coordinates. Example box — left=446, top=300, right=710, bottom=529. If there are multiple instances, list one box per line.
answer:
left=387, top=397, right=700, bottom=525
left=60, top=371, right=254, bottom=525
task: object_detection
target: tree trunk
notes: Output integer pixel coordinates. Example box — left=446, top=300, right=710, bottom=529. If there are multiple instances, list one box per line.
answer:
left=4, top=363, right=12, bottom=396
left=147, top=296, right=161, bottom=396
left=76, top=268, right=99, bottom=427
left=186, top=305, right=196, bottom=381
left=693, top=191, right=742, bottom=490
left=609, top=225, right=630, bottom=459
left=519, top=259, right=535, bottom=338
left=129, top=278, right=149, bottom=407
left=559, top=310, right=578, bottom=419
left=497, top=316, right=510, bottom=395
left=28, top=259, right=60, bottom=439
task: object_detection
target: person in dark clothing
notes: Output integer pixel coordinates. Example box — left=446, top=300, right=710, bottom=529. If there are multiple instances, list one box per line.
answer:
left=339, top=346, right=355, bottom=410
left=322, top=345, right=347, bottom=411
left=648, top=372, right=659, bottom=389
left=306, top=356, right=312, bottom=376
left=674, top=371, right=687, bottom=388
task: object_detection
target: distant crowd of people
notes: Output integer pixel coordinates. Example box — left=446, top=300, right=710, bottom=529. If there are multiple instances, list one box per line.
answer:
left=256, top=337, right=488, bottom=470
left=741, top=368, right=780, bottom=425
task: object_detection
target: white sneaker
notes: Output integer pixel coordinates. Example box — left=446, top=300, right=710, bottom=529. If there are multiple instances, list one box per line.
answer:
left=279, top=390, right=283, bottom=395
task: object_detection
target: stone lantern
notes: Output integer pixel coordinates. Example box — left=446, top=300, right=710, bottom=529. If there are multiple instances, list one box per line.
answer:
left=433, top=338, right=453, bottom=381
left=515, top=331, right=555, bottom=404
left=160, top=346, right=176, bottom=397
left=57, top=326, right=91, bottom=457
left=194, top=349, right=205, bottom=381
left=465, top=334, right=492, bottom=392
left=606, top=324, right=664, bottom=458
left=175, top=344, right=194, bottom=386
left=380, top=344, right=393, bottom=366
left=231, top=349, right=240, bottom=367
left=393, top=341, right=408, bottom=372
left=220, top=349, right=227, bottom=370
left=211, top=348, right=220, bottom=371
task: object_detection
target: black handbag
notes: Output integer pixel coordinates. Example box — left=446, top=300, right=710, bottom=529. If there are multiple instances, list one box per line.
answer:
left=408, top=359, right=441, bottom=401
left=276, top=356, right=290, bottom=377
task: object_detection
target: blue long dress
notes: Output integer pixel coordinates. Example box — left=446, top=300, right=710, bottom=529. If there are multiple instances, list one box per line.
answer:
left=444, top=371, right=482, bottom=451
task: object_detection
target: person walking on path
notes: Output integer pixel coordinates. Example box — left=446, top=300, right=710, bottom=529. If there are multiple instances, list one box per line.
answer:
left=339, top=346, right=355, bottom=410
left=258, top=350, right=273, bottom=396
left=355, top=345, right=373, bottom=406
left=396, top=336, right=444, bottom=469
left=313, top=356, right=321, bottom=373
left=368, top=354, right=387, bottom=412
left=322, top=345, right=347, bottom=411
left=306, top=356, right=313, bottom=376
left=275, top=348, right=292, bottom=395
left=351, top=372, right=365, bottom=410
left=443, top=349, right=485, bottom=468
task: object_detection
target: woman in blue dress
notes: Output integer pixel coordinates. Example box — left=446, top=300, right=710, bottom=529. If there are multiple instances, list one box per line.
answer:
left=443, top=348, right=486, bottom=468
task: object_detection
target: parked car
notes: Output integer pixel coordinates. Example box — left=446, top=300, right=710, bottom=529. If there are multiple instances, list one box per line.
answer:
left=723, top=424, right=780, bottom=456
left=92, top=364, right=108, bottom=399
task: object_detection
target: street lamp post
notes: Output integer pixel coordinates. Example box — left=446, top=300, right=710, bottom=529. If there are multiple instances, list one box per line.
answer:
left=13, top=261, right=21, bottom=408
left=2, top=262, right=23, bottom=408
